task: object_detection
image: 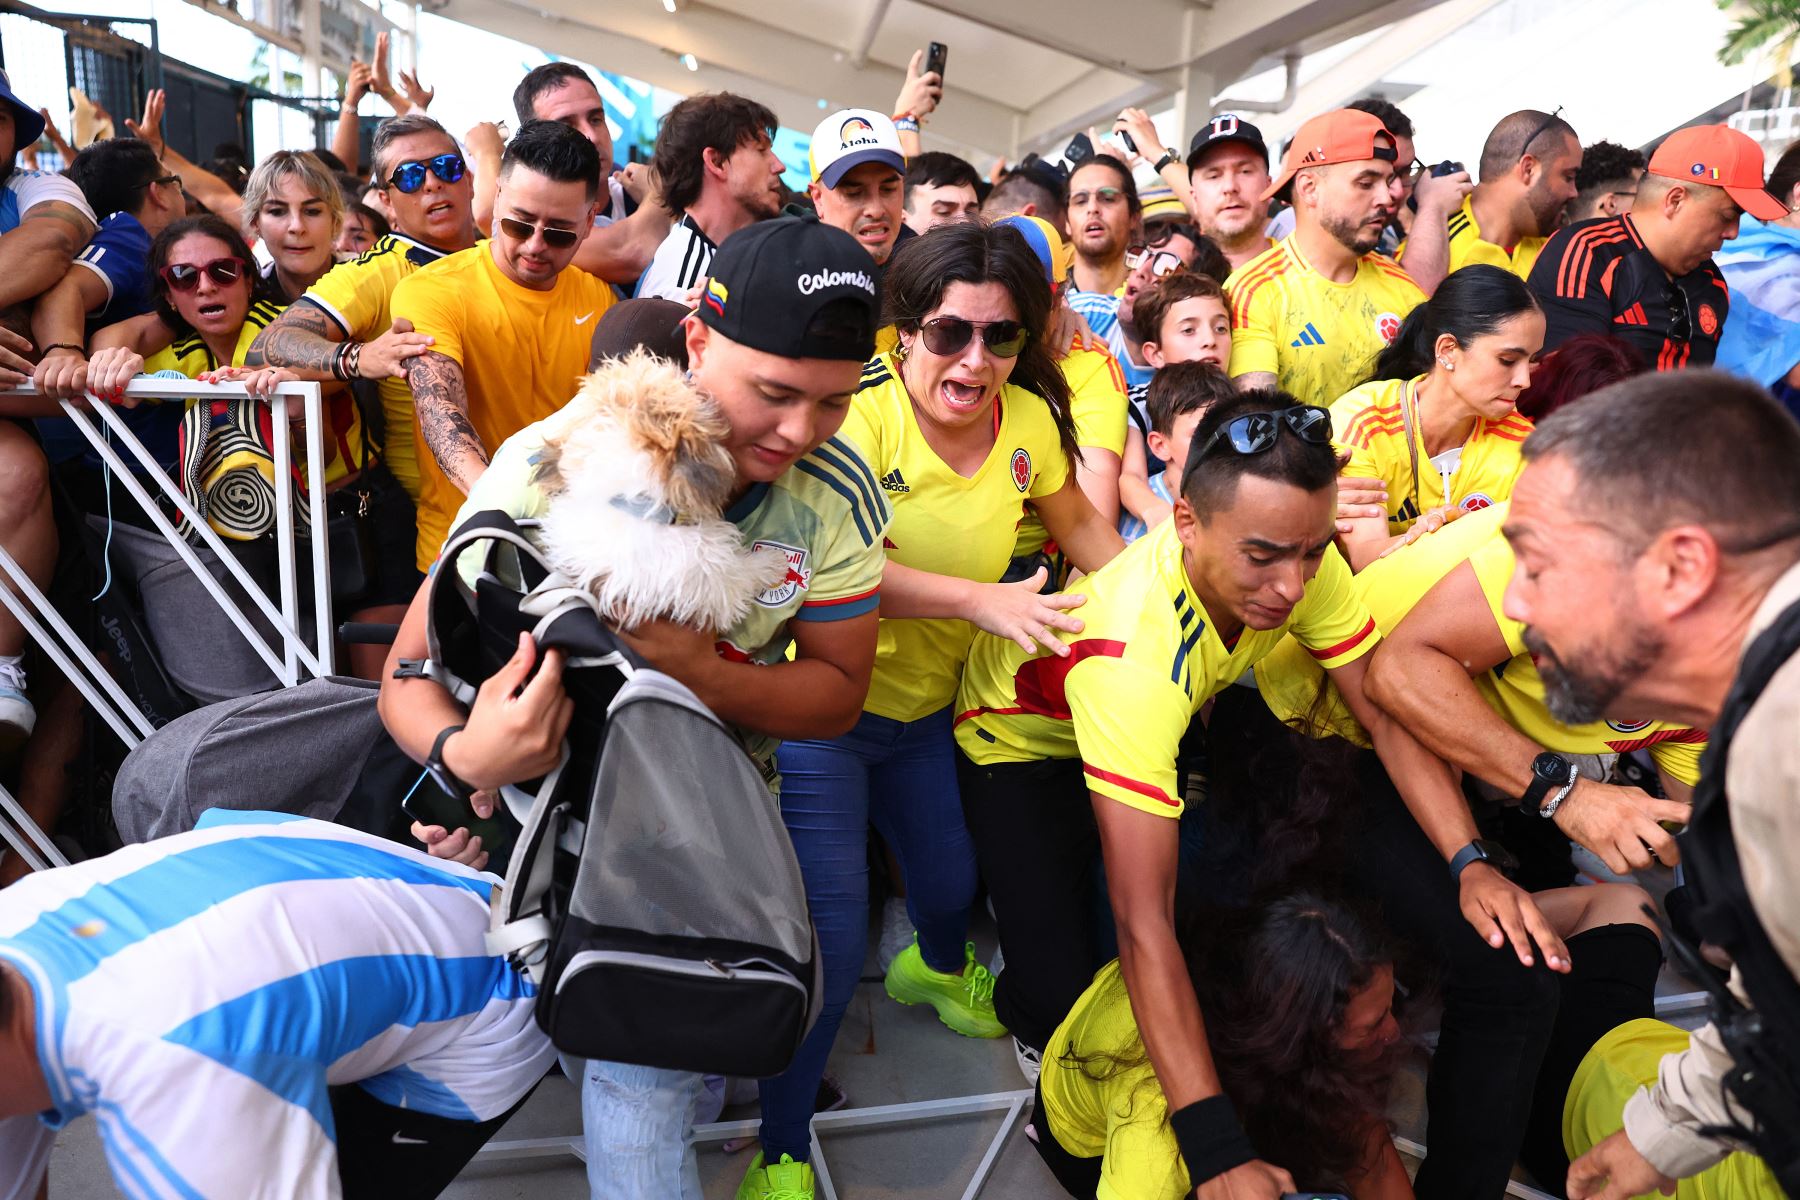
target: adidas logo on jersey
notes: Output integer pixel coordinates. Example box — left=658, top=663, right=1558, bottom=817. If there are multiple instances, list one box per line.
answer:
left=879, top=470, right=910, bottom=493
left=1290, top=323, right=1326, bottom=348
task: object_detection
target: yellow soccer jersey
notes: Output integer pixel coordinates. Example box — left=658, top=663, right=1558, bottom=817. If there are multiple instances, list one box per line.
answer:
left=955, top=520, right=1379, bottom=817
left=1040, top=961, right=1190, bottom=1200
left=392, top=241, right=618, bottom=571
left=145, top=302, right=367, bottom=487
left=446, top=420, right=888, bottom=781
left=1015, top=334, right=1129, bottom=557
left=1254, top=503, right=1707, bottom=783
left=1225, top=236, right=1426, bottom=407
left=842, top=351, right=1072, bottom=723
left=1447, top=196, right=1547, bottom=280
left=1331, top=376, right=1532, bottom=532
left=300, top=234, right=451, bottom=500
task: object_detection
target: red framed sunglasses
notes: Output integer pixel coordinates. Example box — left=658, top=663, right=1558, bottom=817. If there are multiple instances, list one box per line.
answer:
left=159, top=257, right=247, bottom=292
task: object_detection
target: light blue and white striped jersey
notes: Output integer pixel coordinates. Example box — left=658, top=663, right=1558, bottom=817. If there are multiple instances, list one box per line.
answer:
left=1067, top=287, right=1121, bottom=348
left=0, top=812, right=553, bottom=1200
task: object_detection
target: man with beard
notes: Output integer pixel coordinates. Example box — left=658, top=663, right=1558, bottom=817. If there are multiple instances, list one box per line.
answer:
left=1063, top=154, right=1140, bottom=344
left=1184, top=114, right=1275, bottom=273
left=1497, top=370, right=1800, bottom=1199
left=1401, top=109, right=1581, bottom=295
left=807, top=108, right=908, bottom=271
left=1226, top=109, right=1424, bottom=405
left=1528, top=125, right=1785, bottom=370
left=637, top=92, right=787, bottom=302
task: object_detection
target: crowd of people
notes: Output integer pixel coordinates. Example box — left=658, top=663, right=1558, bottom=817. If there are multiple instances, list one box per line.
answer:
left=0, top=29, right=1797, bottom=1200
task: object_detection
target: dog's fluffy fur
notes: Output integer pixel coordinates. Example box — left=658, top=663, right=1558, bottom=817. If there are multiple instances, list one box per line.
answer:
left=532, top=350, right=790, bottom=631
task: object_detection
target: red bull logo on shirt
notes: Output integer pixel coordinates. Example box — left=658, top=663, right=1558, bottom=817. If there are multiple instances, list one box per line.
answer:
left=754, top=540, right=812, bottom=606
left=1010, top=448, right=1032, bottom=492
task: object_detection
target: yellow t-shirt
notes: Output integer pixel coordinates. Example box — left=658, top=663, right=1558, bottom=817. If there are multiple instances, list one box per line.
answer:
left=1040, top=961, right=1191, bottom=1200
left=954, top=520, right=1379, bottom=817
left=1565, top=1020, right=1782, bottom=1200
left=391, top=241, right=618, bottom=570
left=1225, top=236, right=1426, bottom=407
left=446, top=420, right=888, bottom=782
left=1254, top=503, right=1708, bottom=782
left=1331, top=376, right=1532, bottom=532
left=1447, top=195, right=1547, bottom=281
left=840, top=351, right=1072, bottom=723
left=145, top=301, right=366, bottom=487
left=1015, top=334, right=1129, bottom=557
left=299, top=233, right=450, bottom=500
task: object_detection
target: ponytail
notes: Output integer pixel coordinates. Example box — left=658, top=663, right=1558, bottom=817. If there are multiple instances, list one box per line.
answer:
left=1367, top=263, right=1540, bottom=384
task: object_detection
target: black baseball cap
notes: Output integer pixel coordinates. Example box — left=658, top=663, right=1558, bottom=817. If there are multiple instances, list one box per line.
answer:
left=588, top=298, right=691, bottom=370
left=1188, top=114, right=1270, bottom=169
left=697, top=215, right=880, bottom=362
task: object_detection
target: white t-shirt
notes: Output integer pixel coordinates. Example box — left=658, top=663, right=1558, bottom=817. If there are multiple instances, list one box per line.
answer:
left=0, top=811, right=554, bottom=1200
left=0, top=168, right=97, bottom=234
left=635, top=213, right=717, bottom=302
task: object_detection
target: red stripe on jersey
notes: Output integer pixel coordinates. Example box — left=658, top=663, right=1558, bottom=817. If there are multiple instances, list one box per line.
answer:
left=1605, top=727, right=1708, bottom=753
left=1599, top=258, right=1624, bottom=302
left=1227, top=259, right=1289, bottom=330
left=1008, top=638, right=1129, bottom=722
left=1486, top=424, right=1529, bottom=443
left=1557, top=226, right=1629, bottom=298
left=1103, top=352, right=1128, bottom=395
left=953, top=705, right=1027, bottom=724
left=1305, top=616, right=1378, bottom=662
left=1083, top=762, right=1178, bottom=807
left=1343, top=410, right=1404, bottom=444
left=802, top=586, right=879, bottom=609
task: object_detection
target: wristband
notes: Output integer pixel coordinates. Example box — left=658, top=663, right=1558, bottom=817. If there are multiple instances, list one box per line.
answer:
left=1154, top=150, right=1181, bottom=174
left=893, top=115, right=920, bottom=134
left=41, top=343, right=84, bottom=356
left=1168, top=1095, right=1257, bottom=1186
left=331, top=339, right=353, bottom=382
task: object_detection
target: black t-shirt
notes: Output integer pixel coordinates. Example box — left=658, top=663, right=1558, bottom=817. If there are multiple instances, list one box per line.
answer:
left=1527, top=212, right=1730, bottom=369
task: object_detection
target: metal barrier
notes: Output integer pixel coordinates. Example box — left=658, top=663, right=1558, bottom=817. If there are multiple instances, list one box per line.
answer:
left=0, top=377, right=336, bottom=868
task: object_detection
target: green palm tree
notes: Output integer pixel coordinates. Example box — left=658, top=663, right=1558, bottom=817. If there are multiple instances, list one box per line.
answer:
left=1718, top=0, right=1800, bottom=87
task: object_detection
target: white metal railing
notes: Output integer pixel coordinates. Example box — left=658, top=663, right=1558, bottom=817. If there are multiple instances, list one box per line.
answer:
left=0, top=377, right=337, bottom=869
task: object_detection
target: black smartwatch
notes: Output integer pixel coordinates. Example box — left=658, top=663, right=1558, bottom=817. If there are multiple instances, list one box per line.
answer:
left=425, top=724, right=478, bottom=805
left=1450, top=839, right=1519, bottom=881
left=1521, top=751, right=1577, bottom=814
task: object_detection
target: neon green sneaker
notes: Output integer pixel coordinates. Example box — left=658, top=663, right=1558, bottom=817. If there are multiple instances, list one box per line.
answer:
left=735, top=1150, right=815, bottom=1200
left=883, top=938, right=1007, bottom=1038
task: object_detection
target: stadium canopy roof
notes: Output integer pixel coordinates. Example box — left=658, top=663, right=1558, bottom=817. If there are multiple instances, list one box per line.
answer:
left=418, top=0, right=1452, bottom=162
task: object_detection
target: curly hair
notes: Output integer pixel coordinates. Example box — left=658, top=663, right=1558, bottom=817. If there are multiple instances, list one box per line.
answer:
left=881, top=220, right=1081, bottom=465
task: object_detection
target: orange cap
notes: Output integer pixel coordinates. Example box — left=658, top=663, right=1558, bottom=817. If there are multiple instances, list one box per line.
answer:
left=1647, top=125, right=1788, bottom=221
left=1261, top=109, right=1400, bottom=203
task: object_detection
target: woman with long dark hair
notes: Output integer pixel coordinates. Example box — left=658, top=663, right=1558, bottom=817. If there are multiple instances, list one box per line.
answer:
left=740, top=221, right=1124, bottom=1199
left=1331, top=264, right=1544, bottom=570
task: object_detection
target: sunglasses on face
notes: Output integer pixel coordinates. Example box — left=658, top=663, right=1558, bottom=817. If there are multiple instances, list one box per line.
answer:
left=913, top=316, right=1030, bottom=359
left=159, top=257, right=247, bottom=292
left=1125, top=245, right=1184, bottom=278
left=386, top=152, right=467, bottom=193
left=1184, top=405, right=1333, bottom=490
left=497, top=215, right=583, bottom=249
left=1070, top=187, right=1124, bottom=208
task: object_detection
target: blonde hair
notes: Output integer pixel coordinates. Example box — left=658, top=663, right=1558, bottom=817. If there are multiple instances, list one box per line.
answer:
left=242, top=150, right=345, bottom=240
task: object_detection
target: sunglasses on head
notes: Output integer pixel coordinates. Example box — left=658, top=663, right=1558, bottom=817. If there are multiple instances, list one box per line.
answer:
left=1183, top=405, right=1333, bottom=490
left=912, top=316, right=1030, bottom=359
left=1145, top=222, right=1198, bottom=249
left=497, top=215, right=583, bottom=249
left=1125, top=245, right=1184, bottom=278
left=386, top=152, right=467, bottom=194
left=159, top=257, right=246, bottom=292
left=1517, top=106, right=1566, bottom=163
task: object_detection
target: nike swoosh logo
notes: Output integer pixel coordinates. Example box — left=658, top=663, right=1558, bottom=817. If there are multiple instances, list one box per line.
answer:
left=574, top=312, right=595, bottom=325
left=391, top=1133, right=429, bottom=1145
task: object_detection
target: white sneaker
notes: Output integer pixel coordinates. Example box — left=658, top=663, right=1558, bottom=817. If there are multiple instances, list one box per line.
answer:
left=876, top=895, right=916, bottom=973
left=1013, top=1036, right=1042, bottom=1086
left=0, top=661, right=34, bottom=739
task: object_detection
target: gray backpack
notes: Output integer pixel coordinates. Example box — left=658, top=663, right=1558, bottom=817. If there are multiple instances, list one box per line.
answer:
left=412, top=510, right=823, bottom=1077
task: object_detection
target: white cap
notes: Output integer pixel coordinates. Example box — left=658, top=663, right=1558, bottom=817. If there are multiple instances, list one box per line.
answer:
left=808, top=108, right=906, bottom=188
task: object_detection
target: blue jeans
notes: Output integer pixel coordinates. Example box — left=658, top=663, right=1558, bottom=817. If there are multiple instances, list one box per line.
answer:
left=578, top=1059, right=707, bottom=1199
left=758, top=705, right=979, bottom=1159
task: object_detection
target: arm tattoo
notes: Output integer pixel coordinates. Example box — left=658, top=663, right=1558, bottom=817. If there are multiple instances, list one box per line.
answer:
left=19, top=203, right=96, bottom=252
left=246, top=300, right=344, bottom=371
left=408, top=349, right=488, bottom=492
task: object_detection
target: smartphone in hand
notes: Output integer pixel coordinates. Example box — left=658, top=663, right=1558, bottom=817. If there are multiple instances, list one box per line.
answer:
left=924, top=41, right=948, bottom=84
left=1064, top=131, right=1094, bottom=165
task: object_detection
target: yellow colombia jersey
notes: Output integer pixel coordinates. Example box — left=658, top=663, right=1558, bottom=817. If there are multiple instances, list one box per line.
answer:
left=840, top=351, right=1072, bottom=723
left=1040, top=961, right=1191, bottom=1200
left=1447, top=195, right=1547, bottom=281
left=1015, top=333, right=1129, bottom=557
left=300, top=233, right=451, bottom=501
left=447, top=418, right=887, bottom=781
left=391, top=241, right=617, bottom=571
left=1254, top=502, right=1708, bottom=782
left=1225, top=235, right=1425, bottom=407
left=146, top=301, right=366, bottom=487
left=1331, top=376, right=1532, bottom=532
left=954, top=519, right=1379, bottom=817
left=1564, top=1020, right=1783, bottom=1200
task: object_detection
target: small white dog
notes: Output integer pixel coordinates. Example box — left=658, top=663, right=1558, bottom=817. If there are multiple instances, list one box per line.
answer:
left=529, top=350, right=791, bottom=632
